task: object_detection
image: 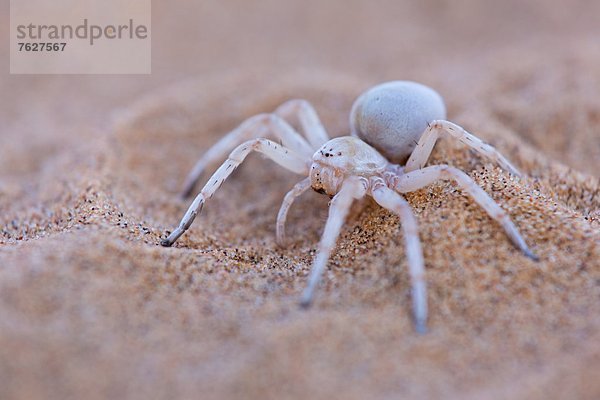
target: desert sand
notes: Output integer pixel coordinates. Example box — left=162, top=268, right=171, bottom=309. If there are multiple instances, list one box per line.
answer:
left=1, top=1, right=599, bottom=399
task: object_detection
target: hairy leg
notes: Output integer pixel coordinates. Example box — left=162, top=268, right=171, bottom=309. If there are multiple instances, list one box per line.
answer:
left=371, top=180, right=428, bottom=333
left=161, top=138, right=309, bottom=247
left=276, top=177, right=312, bottom=247
left=300, top=177, right=367, bottom=307
left=392, top=165, right=537, bottom=260
left=404, top=120, right=521, bottom=176
left=275, top=99, right=330, bottom=149
left=181, top=113, right=313, bottom=198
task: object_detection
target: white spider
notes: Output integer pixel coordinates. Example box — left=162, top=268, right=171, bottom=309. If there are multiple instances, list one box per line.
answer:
left=160, top=81, right=537, bottom=333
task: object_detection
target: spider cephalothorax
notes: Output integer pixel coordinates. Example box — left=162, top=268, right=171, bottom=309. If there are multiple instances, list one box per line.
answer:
left=310, top=136, right=387, bottom=196
left=160, top=81, right=537, bottom=333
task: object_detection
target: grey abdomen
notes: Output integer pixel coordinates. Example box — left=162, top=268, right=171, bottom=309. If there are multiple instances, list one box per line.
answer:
left=350, top=81, right=446, bottom=164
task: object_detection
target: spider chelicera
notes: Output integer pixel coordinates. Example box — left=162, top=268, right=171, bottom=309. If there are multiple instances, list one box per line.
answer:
left=160, top=81, right=537, bottom=333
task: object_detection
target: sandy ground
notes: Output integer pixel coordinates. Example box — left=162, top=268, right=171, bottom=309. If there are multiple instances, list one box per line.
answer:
left=1, top=1, right=599, bottom=399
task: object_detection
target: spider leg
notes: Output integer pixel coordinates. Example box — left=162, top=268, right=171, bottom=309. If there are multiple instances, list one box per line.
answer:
left=161, top=138, right=309, bottom=247
left=275, top=99, right=330, bottom=149
left=300, top=177, right=367, bottom=307
left=371, top=180, right=428, bottom=334
left=392, top=165, right=538, bottom=260
left=404, top=120, right=521, bottom=177
left=276, top=177, right=312, bottom=247
left=181, top=113, right=314, bottom=198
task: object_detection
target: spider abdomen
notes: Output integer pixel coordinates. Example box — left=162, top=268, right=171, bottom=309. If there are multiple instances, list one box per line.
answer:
left=350, top=81, right=446, bottom=164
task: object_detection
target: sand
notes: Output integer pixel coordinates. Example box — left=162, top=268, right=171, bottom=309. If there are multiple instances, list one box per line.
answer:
left=1, top=1, right=599, bottom=399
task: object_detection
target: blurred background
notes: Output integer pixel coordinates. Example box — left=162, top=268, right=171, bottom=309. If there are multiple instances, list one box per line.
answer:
left=2, top=0, right=600, bottom=177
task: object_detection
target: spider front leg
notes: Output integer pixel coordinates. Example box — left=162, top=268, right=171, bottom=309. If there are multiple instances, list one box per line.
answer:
left=300, top=177, right=367, bottom=307
left=392, top=165, right=538, bottom=260
left=404, top=120, right=521, bottom=177
left=161, top=138, right=309, bottom=247
left=370, top=180, right=428, bottom=334
left=276, top=177, right=311, bottom=247
left=181, top=113, right=314, bottom=198
left=275, top=99, right=330, bottom=148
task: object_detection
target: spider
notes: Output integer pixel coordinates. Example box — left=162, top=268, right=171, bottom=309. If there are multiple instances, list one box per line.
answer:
left=160, top=81, right=537, bottom=333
